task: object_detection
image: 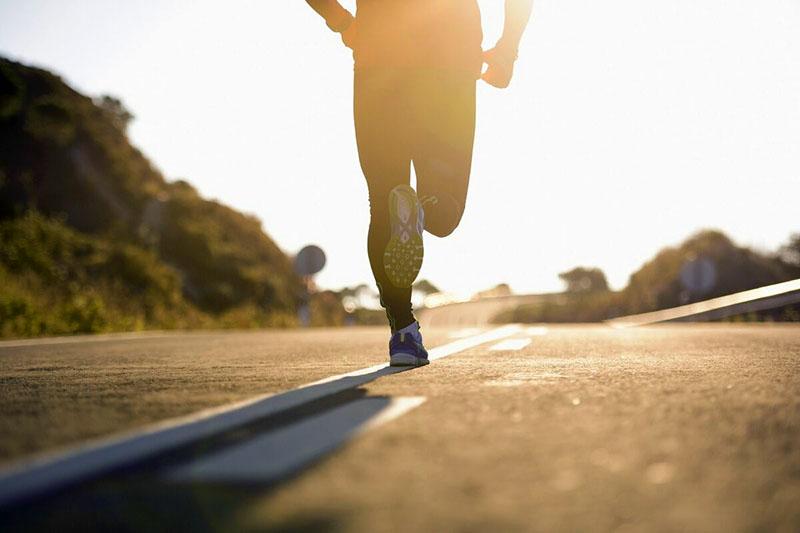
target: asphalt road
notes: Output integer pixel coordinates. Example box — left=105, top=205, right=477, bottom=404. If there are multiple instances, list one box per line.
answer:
left=1, top=324, right=799, bottom=532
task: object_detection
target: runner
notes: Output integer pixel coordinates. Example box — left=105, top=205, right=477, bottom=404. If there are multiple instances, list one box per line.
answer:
left=306, top=0, right=533, bottom=366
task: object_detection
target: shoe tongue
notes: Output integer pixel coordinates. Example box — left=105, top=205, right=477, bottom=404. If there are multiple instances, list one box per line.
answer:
left=396, top=322, right=421, bottom=342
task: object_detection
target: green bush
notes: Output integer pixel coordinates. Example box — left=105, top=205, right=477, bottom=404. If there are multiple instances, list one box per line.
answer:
left=0, top=213, right=204, bottom=337
left=24, top=96, right=76, bottom=145
left=60, top=292, right=107, bottom=333
left=0, top=292, right=46, bottom=337
left=0, top=62, right=24, bottom=120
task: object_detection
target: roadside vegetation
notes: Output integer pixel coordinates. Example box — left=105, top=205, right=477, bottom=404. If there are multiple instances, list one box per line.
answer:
left=497, top=229, right=800, bottom=323
left=0, top=57, right=348, bottom=338
left=0, top=212, right=207, bottom=337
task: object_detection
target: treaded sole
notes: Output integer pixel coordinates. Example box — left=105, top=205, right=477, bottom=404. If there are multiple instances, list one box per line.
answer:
left=390, top=353, right=430, bottom=367
left=383, top=185, right=424, bottom=288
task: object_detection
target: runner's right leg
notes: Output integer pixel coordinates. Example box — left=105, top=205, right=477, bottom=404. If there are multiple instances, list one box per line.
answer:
left=411, top=70, right=477, bottom=238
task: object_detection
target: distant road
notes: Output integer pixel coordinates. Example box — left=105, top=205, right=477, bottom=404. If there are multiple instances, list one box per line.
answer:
left=1, top=324, right=799, bottom=532
left=418, top=293, right=559, bottom=327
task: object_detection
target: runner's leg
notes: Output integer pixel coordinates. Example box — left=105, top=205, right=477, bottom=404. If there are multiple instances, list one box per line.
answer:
left=353, top=69, right=416, bottom=331
left=412, top=70, right=477, bottom=237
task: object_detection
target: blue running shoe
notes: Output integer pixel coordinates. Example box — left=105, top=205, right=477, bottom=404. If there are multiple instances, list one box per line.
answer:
left=389, top=322, right=429, bottom=367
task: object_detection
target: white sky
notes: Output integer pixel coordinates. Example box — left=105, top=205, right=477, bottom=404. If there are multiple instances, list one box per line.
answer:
left=1, top=0, right=798, bottom=296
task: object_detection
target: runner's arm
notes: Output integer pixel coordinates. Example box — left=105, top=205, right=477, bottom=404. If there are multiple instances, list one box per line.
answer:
left=497, top=0, right=534, bottom=57
left=305, top=0, right=354, bottom=33
left=482, top=0, right=534, bottom=88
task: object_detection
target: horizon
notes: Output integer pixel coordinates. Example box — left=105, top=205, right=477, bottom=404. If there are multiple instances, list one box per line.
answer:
left=1, top=0, right=798, bottom=297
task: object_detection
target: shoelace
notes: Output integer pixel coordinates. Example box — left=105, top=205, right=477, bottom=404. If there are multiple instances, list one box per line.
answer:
left=397, top=332, right=419, bottom=345
left=418, top=195, right=438, bottom=235
left=420, top=195, right=439, bottom=208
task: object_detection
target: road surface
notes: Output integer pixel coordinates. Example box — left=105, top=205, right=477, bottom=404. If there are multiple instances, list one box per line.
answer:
left=0, top=324, right=798, bottom=532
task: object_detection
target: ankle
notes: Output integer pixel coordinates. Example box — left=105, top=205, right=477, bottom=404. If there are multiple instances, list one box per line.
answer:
left=392, top=319, right=417, bottom=333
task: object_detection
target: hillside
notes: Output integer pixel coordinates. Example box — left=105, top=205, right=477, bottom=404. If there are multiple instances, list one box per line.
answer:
left=0, top=57, right=322, bottom=337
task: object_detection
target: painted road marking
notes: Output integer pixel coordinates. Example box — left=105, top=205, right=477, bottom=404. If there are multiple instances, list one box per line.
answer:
left=169, top=397, right=426, bottom=483
left=0, top=331, right=192, bottom=349
left=489, top=338, right=532, bottom=351
left=484, top=371, right=567, bottom=387
left=0, top=325, right=521, bottom=506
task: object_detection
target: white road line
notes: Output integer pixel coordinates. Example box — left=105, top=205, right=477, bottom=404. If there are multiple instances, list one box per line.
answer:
left=0, top=331, right=221, bottom=349
left=169, top=397, right=426, bottom=483
left=0, top=324, right=520, bottom=506
left=489, top=338, right=532, bottom=351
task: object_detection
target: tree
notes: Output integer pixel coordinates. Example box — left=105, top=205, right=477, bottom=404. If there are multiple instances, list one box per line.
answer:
left=413, top=279, right=440, bottom=295
left=0, top=60, right=25, bottom=119
left=559, top=267, right=609, bottom=293
left=95, top=95, right=134, bottom=133
left=778, top=233, right=800, bottom=268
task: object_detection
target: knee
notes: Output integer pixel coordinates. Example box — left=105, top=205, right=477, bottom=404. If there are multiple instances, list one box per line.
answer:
left=427, top=223, right=458, bottom=238
left=367, top=189, right=391, bottom=218
left=420, top=191, right=465, bottom=237
left=424, top=207, right=463, bottom=238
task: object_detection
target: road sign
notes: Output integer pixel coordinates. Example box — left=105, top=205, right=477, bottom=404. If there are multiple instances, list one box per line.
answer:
left=680, top=256, right=716, bottom=295
left=294, top=245, right=326, bottom=276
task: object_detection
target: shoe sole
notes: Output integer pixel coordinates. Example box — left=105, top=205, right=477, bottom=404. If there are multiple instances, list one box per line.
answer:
left=390, top=353, right=430, bottom=367
left=383, top=185, right=424, bottom=288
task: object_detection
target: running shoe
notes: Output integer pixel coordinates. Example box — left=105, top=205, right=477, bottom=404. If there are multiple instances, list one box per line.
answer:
left=389, top=322, right=429, bottom=367
left=383, top=184, right=424, bottom=288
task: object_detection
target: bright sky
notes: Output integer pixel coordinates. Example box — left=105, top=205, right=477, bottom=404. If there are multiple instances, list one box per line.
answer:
left=1, top=1, right=798, bottom=296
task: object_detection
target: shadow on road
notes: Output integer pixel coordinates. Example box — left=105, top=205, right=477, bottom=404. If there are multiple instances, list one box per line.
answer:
left=2, top=364, right=423, bottom=533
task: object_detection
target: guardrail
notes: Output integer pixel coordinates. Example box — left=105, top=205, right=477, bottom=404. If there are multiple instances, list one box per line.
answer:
left=606, top=278, right=800, bottom=328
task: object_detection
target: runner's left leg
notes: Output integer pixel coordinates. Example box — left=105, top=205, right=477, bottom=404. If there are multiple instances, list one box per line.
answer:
left=353, top=69, right=416, bottom=331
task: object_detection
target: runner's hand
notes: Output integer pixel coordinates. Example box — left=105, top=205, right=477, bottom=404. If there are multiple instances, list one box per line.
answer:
left=340, top=21, right=356, bottom=49
left=323, top=9, right=355, bottom=50
left=481, top=47, right=516, bottom=89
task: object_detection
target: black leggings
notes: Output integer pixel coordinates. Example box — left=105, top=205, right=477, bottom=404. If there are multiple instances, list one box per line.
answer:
left=353, top=69, right=476, bottom=330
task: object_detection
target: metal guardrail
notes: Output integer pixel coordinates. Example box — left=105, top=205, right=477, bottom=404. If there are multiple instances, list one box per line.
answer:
left=606, top=278, right=800, bottom=328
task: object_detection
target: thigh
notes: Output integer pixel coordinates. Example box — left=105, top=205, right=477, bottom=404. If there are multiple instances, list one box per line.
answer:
left=353, top=69, right=413, bottom=204
left=411, top=71, right=477, bottom=225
